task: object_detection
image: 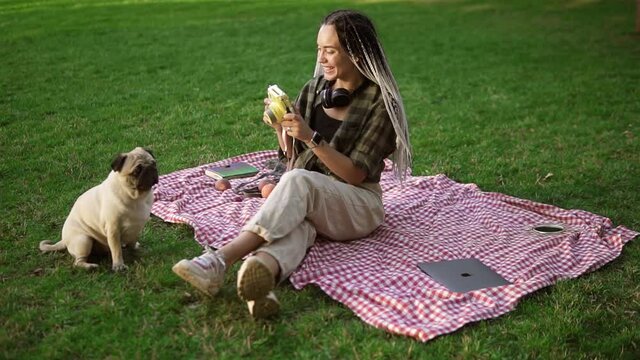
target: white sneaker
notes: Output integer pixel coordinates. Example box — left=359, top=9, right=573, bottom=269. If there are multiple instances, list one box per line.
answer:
left=237, top=256, right=280, bottom=318
left=237, top=256, right=276, bottom=301
left=172, top=247, right=226, bottom=297
left=247, top=291, right=280, bottom=319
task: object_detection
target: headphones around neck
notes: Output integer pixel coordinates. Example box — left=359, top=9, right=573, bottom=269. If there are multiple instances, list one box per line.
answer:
left=321, top=81, right=352, bottom=108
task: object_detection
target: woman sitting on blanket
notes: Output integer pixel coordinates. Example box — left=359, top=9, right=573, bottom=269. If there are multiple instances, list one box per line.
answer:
left=172, top=9, right=412, bottom=318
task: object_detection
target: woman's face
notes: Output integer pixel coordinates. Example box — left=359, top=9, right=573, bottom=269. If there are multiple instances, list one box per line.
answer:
left=317, top=24, right=359, bottom=82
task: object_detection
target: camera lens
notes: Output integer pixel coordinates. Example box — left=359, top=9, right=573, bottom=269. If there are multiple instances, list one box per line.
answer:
left=264, top=109, right=278, bottom=124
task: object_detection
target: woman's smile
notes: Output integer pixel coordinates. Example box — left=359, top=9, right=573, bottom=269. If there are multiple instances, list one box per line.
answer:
left=317, top=24, right=361, bottom=86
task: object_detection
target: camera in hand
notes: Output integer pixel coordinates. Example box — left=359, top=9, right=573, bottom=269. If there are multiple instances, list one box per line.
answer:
left=263, top=85, right=294, bottom=125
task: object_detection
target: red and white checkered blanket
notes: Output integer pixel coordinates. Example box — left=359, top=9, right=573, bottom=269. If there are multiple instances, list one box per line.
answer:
left=152, top=151, right=638, bottom=342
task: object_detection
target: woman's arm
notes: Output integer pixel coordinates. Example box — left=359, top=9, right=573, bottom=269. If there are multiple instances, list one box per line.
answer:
left=306, top=140, right=367, bottom=185
left=280, top=112, right=367, bottom=186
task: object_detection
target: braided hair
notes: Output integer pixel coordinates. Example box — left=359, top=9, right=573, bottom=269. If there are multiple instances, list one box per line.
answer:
left=314, top=9, right=412, bottom=181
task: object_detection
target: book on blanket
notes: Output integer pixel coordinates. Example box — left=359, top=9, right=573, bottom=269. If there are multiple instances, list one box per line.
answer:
left=204, top=162, right=259, bottom=180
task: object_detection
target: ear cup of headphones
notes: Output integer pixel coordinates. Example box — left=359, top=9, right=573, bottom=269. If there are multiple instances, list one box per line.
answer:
left=321, top=83, right=351, bottom=108
left=330, top=88, right=351, bottom=107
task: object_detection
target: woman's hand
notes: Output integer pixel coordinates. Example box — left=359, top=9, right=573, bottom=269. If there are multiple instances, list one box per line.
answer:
left=280, top=111, right=313, bottom=143
left=273, top=105, right=366, bottom=185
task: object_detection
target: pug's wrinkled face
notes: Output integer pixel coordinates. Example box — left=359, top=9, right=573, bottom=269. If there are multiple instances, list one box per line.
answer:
left=111, top=147, right=159, bottom=191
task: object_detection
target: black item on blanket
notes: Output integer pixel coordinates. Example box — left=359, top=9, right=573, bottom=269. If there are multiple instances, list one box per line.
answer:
left=417, top=258, right=511, bottom=293
left=232, top=158, right=287, bottom=198
left=237, top=186, right=261, bottom=198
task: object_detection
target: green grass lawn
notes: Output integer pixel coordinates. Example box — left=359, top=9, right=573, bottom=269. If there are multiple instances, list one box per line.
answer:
left=1, top=0, right=639, bottom=358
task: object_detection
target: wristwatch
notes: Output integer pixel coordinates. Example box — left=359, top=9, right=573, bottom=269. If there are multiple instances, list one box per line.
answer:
left=309, top=131, right=324, bottom=148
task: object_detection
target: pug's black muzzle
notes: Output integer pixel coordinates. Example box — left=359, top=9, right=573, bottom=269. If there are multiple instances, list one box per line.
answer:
left=137, top=164, right=159, bottom=191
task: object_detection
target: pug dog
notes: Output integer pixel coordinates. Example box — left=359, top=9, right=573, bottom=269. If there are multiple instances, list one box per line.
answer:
left=39, top=147, right=159, bottom=271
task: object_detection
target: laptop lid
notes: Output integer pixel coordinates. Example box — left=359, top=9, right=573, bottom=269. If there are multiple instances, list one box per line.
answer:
left=417, top=258, right=511, bottom=293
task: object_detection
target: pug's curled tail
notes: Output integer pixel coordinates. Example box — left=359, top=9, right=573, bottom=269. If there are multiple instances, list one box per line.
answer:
left=39, top=240, right=66, bottom=252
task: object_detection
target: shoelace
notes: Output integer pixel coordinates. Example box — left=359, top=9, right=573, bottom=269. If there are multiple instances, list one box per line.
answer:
left=200, top=246, right=226, bottom=271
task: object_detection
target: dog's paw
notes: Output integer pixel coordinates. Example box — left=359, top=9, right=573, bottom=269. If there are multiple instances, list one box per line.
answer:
left=122, top=242, right=141, bottom=251
left=75, top=261, right=99, bottom=270
left=112, top=263, right=129, bottom=272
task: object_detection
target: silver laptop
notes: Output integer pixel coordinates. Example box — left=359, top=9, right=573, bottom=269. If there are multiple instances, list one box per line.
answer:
left=417, top=258, right=511, bottom=293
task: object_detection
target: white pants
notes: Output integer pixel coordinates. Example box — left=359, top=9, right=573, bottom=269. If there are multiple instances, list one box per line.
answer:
left=241, top=169, right=384, bottom=281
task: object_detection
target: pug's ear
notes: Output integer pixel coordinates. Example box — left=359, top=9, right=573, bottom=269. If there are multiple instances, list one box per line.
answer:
left=143, top=147, right=155, bottom=159
left=111, top=154, right=127, bottom=172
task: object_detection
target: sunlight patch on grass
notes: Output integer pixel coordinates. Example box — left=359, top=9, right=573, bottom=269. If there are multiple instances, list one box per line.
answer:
left=355, top=0, right=462, bottom=4
left=460, top=4, right=496, bottom=13
left=565, top=0, right=601, bottom=9
left=0, top=0, right=221, bottom=15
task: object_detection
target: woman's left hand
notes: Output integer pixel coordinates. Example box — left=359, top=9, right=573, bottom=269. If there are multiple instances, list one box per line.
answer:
left=281, top=111, right=313, bottom=143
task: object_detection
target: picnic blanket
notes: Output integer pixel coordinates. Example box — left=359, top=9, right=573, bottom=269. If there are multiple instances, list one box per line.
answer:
left=151, top=150, right=638, bottom=342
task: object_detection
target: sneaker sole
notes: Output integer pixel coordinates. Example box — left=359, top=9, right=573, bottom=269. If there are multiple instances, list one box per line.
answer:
left=248, top=292, right=280, bottom=319
left=237, top=256, right=275, bottom=301
left=172, top=261, right=220, bottom=297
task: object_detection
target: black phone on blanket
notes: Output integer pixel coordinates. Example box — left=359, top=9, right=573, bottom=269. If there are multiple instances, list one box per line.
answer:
left=239, top=186, right=261, bottom=198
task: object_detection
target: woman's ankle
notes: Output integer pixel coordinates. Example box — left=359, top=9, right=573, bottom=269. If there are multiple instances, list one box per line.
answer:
left=218, top=231, right=267, bottom=268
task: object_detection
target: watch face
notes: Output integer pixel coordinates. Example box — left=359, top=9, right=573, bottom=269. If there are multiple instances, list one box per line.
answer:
left=311, top=131, right=324, bottom=146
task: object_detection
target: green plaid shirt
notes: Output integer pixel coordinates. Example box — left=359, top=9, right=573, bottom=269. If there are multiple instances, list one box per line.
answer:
left=291, top=76, right=396, bottom=183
